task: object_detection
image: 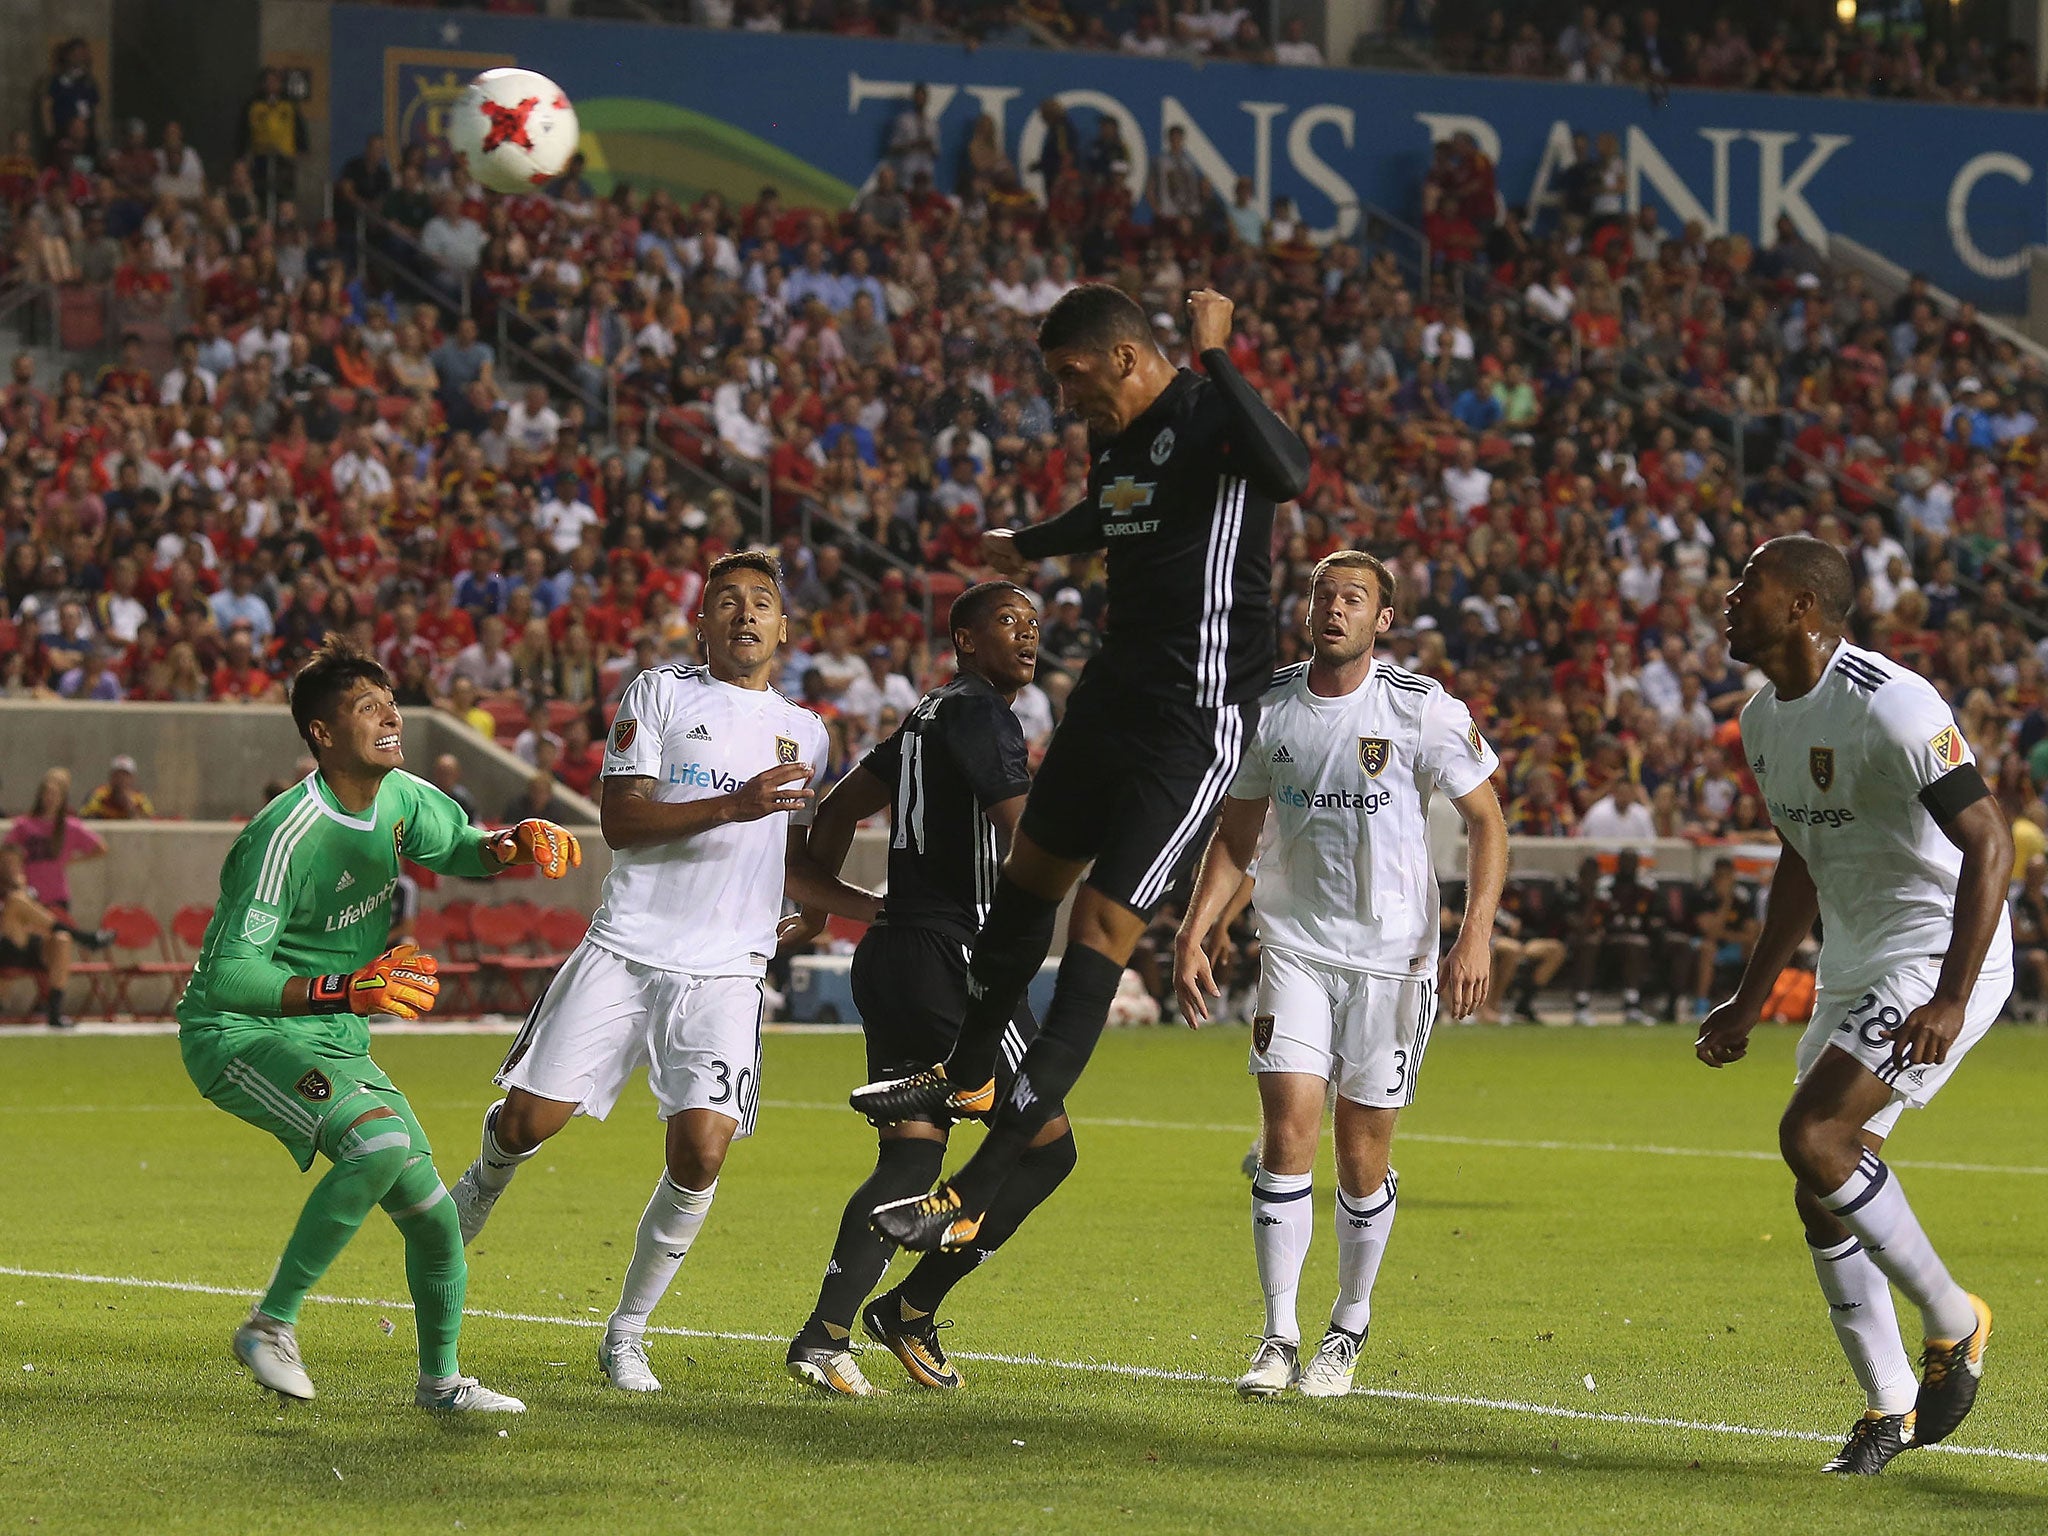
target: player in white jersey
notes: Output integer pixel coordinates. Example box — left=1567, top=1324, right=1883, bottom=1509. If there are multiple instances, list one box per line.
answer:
left=447, top=552, right=881, bottom=1393
left=1175, top=551, right=1508, bottom=1399
left=1700, top=535, right=2014, bottom=1473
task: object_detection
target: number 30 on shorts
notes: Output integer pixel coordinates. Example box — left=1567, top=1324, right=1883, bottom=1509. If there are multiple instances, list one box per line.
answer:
left=707, top=1058, right=755, bottom=1116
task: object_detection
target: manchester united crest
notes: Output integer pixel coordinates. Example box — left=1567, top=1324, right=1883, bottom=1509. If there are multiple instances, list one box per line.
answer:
left=776, top=735, right=801, bottom=765
left=1252, top=1015, right=1274, bottom=1054
left=1809, top=746, right=1835, bottom=791
left=1358, top=737, right=1390, bottom=777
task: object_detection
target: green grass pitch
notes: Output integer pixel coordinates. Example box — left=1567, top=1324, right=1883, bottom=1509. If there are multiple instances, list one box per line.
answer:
left=2, top=1024, right=2044, bottom=1533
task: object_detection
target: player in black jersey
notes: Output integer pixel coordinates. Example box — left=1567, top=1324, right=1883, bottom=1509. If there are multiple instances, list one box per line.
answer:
left=856, top=285, right=1311, bottom=1252
left=784, top=582, right=1076, bottom=1394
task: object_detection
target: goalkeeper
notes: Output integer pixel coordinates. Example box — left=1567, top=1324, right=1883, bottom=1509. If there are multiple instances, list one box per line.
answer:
left=178, top=639, right=582, bottom=1412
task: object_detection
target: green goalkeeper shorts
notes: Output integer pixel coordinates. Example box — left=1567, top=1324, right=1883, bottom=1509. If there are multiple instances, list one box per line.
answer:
left=181, top=1027, right=432, bottom=1173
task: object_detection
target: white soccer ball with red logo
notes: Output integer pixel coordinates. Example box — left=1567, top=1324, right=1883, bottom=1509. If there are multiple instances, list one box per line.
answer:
left=447, top=68, right=579, bottom=194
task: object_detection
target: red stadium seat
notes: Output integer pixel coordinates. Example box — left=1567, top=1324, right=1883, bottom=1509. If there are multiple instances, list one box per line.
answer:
left=470, top=903, right=555, bottom=1012
left=414, top=907, right=484, bottom=1013
left=72, top=905, right=189, bottom=1018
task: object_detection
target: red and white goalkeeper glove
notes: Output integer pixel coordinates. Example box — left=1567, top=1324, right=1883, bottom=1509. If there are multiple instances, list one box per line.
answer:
left=487, top=818, right=583, bottom=879
left=310, top=944, right=441, bottom=1020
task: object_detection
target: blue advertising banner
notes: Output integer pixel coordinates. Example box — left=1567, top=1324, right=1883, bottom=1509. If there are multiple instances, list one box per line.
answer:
left=330, top=3, right=2048, bottom=310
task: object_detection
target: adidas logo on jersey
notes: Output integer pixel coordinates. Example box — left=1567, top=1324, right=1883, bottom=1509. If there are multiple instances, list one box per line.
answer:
left=1271, top=745, right=1294, bottom=764
left=335, top=870, right=356, bottom=892
left=685, top=724, right=712, bottom=741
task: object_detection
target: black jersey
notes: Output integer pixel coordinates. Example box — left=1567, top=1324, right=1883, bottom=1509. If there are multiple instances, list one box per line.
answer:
left=858, top=672, right=1033, bottom=945
left=1011, top=351, right=1310, bottom=709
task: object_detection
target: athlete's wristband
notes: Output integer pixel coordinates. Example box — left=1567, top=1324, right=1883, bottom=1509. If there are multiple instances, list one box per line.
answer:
left=307, top=973, right=351, bottom=1013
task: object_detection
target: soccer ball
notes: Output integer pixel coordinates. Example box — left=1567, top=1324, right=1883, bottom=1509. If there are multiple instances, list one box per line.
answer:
left=447, top=68, right=580, bottom=194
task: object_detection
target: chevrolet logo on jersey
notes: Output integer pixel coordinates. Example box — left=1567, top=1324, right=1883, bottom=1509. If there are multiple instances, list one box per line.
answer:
left=1359, top=737, right=1390, bottom=777
left=1098, top=476, right=1161, bottom=536
left=1809, top=747, right=1835, bottom=791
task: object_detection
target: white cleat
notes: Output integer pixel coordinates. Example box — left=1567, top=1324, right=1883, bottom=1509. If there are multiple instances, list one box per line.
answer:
left=416, top=1375, right=526, bottom=1412
left=1234, top=1336, right=1301, bottom=1399
left=598, top=1331, right=662, bottom=1392
left=232, top=1308, right=315, bottom=1401
left=450, top=1165, right=502, bottom=1246
left=1298, top=1326, right=1364, bottom=1398
left=786, top=1345, right=885, bottom=1398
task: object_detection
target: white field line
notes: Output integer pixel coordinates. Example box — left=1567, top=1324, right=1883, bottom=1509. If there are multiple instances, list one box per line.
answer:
left=2, top=1095, right=2045, bottom=1178
left=0, top=1020, right=857, bottom=1038
left=1, top=1263, right=2042, bottom=1467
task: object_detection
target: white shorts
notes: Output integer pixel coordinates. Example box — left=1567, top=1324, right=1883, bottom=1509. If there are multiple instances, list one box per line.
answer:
left=1249, top=944, right=1437, bottom=1108
left=1795, top=953, right=2012, bottom=1138
left=497, top=938, right=765, bottom=1133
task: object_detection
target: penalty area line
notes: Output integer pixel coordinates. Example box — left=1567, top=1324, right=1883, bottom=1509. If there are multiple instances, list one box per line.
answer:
left=2, top=1264, right=2043, bottom=1466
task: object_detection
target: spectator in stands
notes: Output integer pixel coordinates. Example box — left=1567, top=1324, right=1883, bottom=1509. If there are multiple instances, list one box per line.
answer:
left=39, top=38, right=101, bottom=160
left=1562, top=765, right=1648, bottom=842
left=2014, top=853, right=2047, bottom=1021
left=886, top=83, right=940, bottom=186
left=56, top=645, right=123, bottom=701
left=239, top=67, right=308, bottom=209
left=1489, top=876, right=1569, bottom=1023
left=0, top=841, right=82, bottom=1030
left=429, top=752, right=483, bottom=826
left=421, top=191, right=487, bottom=295
left=1146, top=124, right=1209, bottom=223
left=5, top=768, right=105, bottom=912
left=1273, top=17, right=1324, bottom=64
left=503, top=769, right=560, bottom=825
left=80, top=755, right=155, bottom=820
left=208, top=563, right=274, bottom=642
left=333, top=132, right=391, bottom=220
left=513, top=698, right=562, bottom=768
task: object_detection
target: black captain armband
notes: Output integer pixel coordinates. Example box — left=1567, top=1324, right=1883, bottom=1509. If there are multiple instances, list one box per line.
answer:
left=1919, top=764, right=1991, bottom=825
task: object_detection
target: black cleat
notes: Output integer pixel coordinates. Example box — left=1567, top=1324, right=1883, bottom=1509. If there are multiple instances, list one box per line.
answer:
left=863, top=1293, right=962, bottom=1389
left=849, top=1063, right=993, bottom=1125
left=1820, top=1411, right=1915, bottom=1474
left=1914, top=1294, right=1992, bottom=1446
left=871, top=1183, right=983, bottom=1252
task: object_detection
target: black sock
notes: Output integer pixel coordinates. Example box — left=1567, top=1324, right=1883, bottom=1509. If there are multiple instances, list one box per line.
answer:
left=897, top=1127, right=1077, bottom=1317
left=946, top=876, right=1059, bottom=1089
left=44, top=987, right=64, bottom=1026
left=801, top=1136, right=945, bottom=1343
left=951, top=944, right=1121, bottom=1212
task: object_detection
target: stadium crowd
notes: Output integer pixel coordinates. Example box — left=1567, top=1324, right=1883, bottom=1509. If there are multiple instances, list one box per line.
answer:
left=3, top=38, right=2048, bottom=1019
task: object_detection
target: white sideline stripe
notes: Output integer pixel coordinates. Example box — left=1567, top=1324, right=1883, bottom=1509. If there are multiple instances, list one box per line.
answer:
left=1, top=1264, right=2041, bottom=1466
left=0, top=1021, right=862, bottom=1038
left=2, top=1095, right=2046, bottom=1180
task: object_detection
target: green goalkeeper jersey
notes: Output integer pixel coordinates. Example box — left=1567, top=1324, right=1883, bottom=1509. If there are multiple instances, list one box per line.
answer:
left=177, top=769, right=495, bottom=1049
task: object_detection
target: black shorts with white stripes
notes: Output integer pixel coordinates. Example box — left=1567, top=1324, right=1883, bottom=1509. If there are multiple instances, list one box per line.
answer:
left=1019, top=669, right=1260, bottom=917
left=852, top=923, right=1037, bottom=1117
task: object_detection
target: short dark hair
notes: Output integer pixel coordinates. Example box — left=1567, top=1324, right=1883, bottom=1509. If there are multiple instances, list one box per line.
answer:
left=1311, top=549, right=1397, bottom=609
left=950, top=580, right=1033, bottom=644
left=289, top=638, right=390, bottom=750
left=1037, top=283, right=1152, bottom=356
left=1757, top=534, right=1856, bottom=626
left=704, top=549, right=782, bottom=601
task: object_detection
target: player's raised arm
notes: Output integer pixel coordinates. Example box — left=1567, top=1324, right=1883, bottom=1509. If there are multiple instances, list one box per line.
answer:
left=1174, top=793, right=1267, bottom=1027
left=1697, top=842, right=1819, bottom=1067
left=394, top=772, right=580, bottom=879
left=1187, top=289, right=1311, bottom=503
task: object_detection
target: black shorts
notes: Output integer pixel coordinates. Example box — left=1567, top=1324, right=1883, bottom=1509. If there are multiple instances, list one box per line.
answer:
left=0, top=934, right=45, bottom=969
left=851, top=923, right=1037, bottom=1118
left=1020, top=671, right=1259, bottom=916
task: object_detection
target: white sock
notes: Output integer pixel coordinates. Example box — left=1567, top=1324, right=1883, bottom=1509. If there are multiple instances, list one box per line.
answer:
left=1818, top=1151, right=1976, bottom=1340
left=610, top=1173, right=717, bottom=1335
left=1251, top=1166, right=1313, bottom=1344
left=1809, top=1235, right=1917, bottom=1414
left=1331, top=1170, right=1397, bottom=1336
left=470, top=1100, right=536, bottom=1195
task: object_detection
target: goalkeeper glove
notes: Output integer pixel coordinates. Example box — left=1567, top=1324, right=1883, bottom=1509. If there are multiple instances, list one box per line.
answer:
left=487, top=818, right=583, bottom=879
left=309, top=944, right=441, bottom=1020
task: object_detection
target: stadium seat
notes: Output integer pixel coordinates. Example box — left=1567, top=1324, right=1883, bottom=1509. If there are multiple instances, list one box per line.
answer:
left=168, top=905, right=215, bottom=960
left=469, top=903, right=554, bottom=1013
left=413, top=907, right=484, bottom=1013
left=72, top=905, right=188, bottom=1018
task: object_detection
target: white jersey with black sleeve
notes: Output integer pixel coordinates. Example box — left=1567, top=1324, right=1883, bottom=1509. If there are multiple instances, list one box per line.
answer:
left=589, top=663, right=829, bottom=977
left=1738, top=640, right=2013, bottom=996
left=1227, top=659, right=1500, bottom=978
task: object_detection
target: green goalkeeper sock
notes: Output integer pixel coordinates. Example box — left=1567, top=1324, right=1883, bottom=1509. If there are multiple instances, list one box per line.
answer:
left=386, top=1158, right=467, bottom=1380
left=259, top=1120, right=414, bottom=1325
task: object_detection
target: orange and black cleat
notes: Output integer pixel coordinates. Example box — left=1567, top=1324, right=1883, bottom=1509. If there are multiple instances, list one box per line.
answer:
left=1913, top=1294, right=1992, bottom=1446
left=849, top=1063, right=994, bottom=1126
left=871, top=1183, right=983, bottom=1252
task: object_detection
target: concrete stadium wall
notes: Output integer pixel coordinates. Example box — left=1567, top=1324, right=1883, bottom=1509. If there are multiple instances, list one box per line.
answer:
left=0, top=699, right=597, bottom=826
